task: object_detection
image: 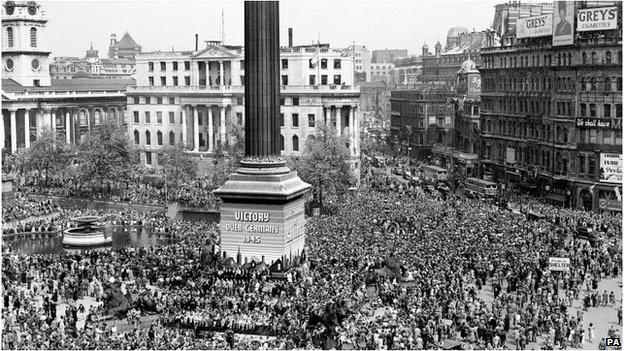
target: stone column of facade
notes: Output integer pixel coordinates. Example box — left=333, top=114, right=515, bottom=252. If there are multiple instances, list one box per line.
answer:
left=349, top=105, right=355, bottom=154
left=181, top=106, right=188, bottom=148
left=336, top=105, right=342, bottom=136
left=208, top=106, right=214, bottom=152
left=1, top=111, right=5, bottom=150
left=24, top=109, right=31, bottom=148
left=219, top=61, right=224, bottom=86
left=323, top=106, right=329, bottom=127
left=65, top=111, right=71, bottom=143
left=87, top=106, right=93, bottom=133
left=205, top=61, right=210, bottom=86
left=354, top=106, right=359, bottom=156
left=9, top=109, right=17, bottom=152
left=220, top=105, right=226, bottom=147
left=51, top=109, right=57, bottom=135
left=193, top=106, right=199, bottom=151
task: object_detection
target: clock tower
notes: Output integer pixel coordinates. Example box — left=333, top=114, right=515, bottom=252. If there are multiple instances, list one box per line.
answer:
left=2, top=1, right=51, bottom=87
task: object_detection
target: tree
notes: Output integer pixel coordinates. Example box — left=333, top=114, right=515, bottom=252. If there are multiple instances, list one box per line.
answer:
left=17, top=129, right=73, bottom=186
left=360, top=133, right=392, bottom=156
left=159, top=144, right=198, bottom=198
left=75, top=122, right=137, bottom=194
left=290, top=124, right=354, bottom=207
left=212, top=120, right=245, bottom=189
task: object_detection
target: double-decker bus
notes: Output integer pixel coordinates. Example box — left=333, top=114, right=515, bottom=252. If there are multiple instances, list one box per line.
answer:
left=422, top=165, right=448, bottom=184
left=464, top=177, right=498, bottom=198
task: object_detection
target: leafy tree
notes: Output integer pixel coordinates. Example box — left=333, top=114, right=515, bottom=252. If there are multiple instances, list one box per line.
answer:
left=159, top=144, right=198, bottom=198
left=75, top=122, right=137, bottom=194
left=17, top=130, right=73, bottom=186
left=290, top=124, right=354, bottom=207
left=360, top=134, right=392, bottom=156
left=212, top=119, right=245, bottom=188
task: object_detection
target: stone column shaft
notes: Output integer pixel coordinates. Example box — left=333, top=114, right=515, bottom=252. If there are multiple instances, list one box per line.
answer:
left=10, top=109, right=17, bottom=152
left=193, top=106, right=199, bottom=151
left=182, top=107, right=188, bottom=148
left=65, top=111, right=71, bottom=143
left=25, top=110, right=31, bottom=148
left=220, top=106, right=226, bottom=147
left=208, top=107, right=214, bottom=152
left=219, top=61, right=224, bottom=86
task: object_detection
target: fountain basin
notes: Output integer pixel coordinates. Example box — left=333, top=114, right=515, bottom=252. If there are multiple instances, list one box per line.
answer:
left=62, top=216, right=112, bottom=248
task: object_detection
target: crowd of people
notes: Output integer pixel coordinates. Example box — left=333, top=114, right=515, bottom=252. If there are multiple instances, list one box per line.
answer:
left=2, top=166, right=622, bottom=349
left=2, top=194, right=61, bottom=225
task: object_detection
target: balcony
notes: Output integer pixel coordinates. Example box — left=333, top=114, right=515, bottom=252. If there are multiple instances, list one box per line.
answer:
left=5, top=90, right=127, bottom=100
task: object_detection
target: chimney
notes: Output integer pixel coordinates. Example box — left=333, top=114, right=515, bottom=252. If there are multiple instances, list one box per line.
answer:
left=288, top=28, right=293, bottom=47
left=195, top=34, right=199, bottom=51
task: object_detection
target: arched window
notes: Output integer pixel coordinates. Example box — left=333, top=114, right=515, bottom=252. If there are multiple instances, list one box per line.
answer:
left=579, top=78, right=586, bottom=92
left=169, top=131, right=175, bottom=145
left=292, top=135, right=299, bottom=152
left=582, top=52, right=587, bottom=64
left=134, top=130, right=140, bottom=145
left=605, top=77, right=611, bottom=92
left=30, top=27, right=37, bottom=48
left=94, top=110, right=101, bottom=125
left=606, top=51, right=612, bottom=64
left=145, top=131, right=151, bottom=145
left=591, top=52, right=597, bottom=64
left=590, top=77, right=596, bottom=91
left=157, top=131, right=163, bottom=146
left=108, top=108, right=116, bottom=121
left=79, top=110, right=87, bottom=126
left=7, top=27, right=14, bottom=47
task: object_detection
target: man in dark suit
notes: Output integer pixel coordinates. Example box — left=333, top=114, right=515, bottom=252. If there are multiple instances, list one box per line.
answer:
left=555, top=2, right=572, bottom=36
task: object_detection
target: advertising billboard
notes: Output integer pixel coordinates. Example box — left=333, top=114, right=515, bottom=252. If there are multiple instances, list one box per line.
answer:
left=576, top=118, right=614, bottom=129
left=577, top=7, right=618, bottom=31
left=599, top=153, right=623, bottom=183
left=553, top=1, right=574, bottom=46
left=517, top=14, right=553, bottom=38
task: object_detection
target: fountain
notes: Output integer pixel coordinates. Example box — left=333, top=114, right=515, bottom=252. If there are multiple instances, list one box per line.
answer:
left=63, top=216, right=113, bottom=248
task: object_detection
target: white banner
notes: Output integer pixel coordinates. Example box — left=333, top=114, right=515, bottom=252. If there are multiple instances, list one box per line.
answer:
left=506, top=147, right=516, bottom=164
left=549, top=257, right=570, bottom=272
left=577, top=7, right=618, bottom=32
left=553, top=1, right=574, bottom=46
left=600, top=153, right=623, bottom=183
left=517, top=14, right=553, bottom=38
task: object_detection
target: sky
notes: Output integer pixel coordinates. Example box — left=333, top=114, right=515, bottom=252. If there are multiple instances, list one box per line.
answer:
left=43, top=0, right=500, bottom=58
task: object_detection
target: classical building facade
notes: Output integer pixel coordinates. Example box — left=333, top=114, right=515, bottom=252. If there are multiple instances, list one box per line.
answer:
left=479, top=2, right=622, bottom=212
left=1, top=1, right=131, bottom=154
left=126, top=41, right=361, bottom=172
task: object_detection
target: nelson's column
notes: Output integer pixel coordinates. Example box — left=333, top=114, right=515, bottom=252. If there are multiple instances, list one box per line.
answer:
left=214, top=1, right=311, bottom=266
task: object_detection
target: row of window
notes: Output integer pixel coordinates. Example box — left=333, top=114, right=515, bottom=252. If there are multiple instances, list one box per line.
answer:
left=133, top=111, right=182, bottom=125
left=5, top=27, right=37, bottom=48
left=484, top=143, right=572, bottom=174
left=148, top=76, right=191, bottom=86
left=282, top=58, right=342, bottom=69
left=133, top=130, right=176, bottom=147
left=482, top=75, right=623, bottom=93
left=281, top=74, right=341, bottom=86
left=579, top=103, right=622, bottom=119
left=483, top=119, right=573, bottom=144
left=482, top=50, right=623, bottom=69
left=148, top=61, right=191, bottom=72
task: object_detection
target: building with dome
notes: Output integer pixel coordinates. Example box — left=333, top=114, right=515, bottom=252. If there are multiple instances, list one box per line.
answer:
left=2, top=0, right=132, bottom=155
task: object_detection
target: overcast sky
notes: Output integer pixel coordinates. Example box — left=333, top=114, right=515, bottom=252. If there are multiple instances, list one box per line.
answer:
left=44, top=0, right=499, bottom=58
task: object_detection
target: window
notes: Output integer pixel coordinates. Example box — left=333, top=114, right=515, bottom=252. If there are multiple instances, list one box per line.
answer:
left=30, top=27, right=37, bottom=47
left=145, top=131, right=151, bottom=145
left=281, top=75, right=288, bottom=86
left=280, top=113, right=284, bottom=127
left=160, top=62, right=166, bottom=71
left=292, top=135, right=299, bottom=151
left=133, top=111, right=139, bottom=124
left=281, top=59, right=288, bottom=69
left=160, top=77, right=166, bottom=86
left=333, top=75, right=341, bottom=85
left=334, top=59, right=341, bottom=69
left=616, top=104, right=622, bottom=118
left=173, top=77, right=178, bottom=86
left=94, top=110, right=102, bottom=125
left=157, top=97, right=163, bottom=104
left=580, top=103, right=587, bottom=116
left=321, top=75, right=328, bottom=85
left=240, top=75, right=245, bottom=85
left=134, top=130, right=140, bottom=145
left=292, top=113, right=299, bottom=127
left=169, top=111, right=175, bottom=124
left=184, top=61, right=190, bottom=70
left=292, top=97, right=299, bottom=106
left=7, top=27, right=13, bottom=47
left=309, top=75, right=316, bottom=85
left=280, top=135, right=284, bottom=151
left=309, top=59, right=314, bottom=68
left=173, top=62, right=178, bottom=71
left=145, top=111, right=151, bottom=124
left=280, top=98, right=285, bottom=106
left=604, top=104, right=611, bottom=118
left=133, top=97, right=140, bottom=104
left=591, top=52, right=597, bottom=64
left=320, top=59, right=327, bottom=69
left=184, top=76, right=190, bottom=86
left=308, top=114, right=315, bottom=127
left=156, top=112, right=162, bottom=124
left=582, top=52, right=587, bottom=65
left=606, top=51, right=612, bottom=64
left=79, top=110, right=87, bottom=126
left=146, top=152, right=152, bottom=165
left=169, top=131, right=175, bottom=145
left=149, top=77, right=154, bottom=86
left=588, top=156, right=596, bottom=176
left=157, top=131, right=163, bottom=145
left=149, top=62, right=154, bottom=72
left=240, top=60, right=245, bottom=69
left=590, top=103, right=596, bottom=117
left=618, top=77, right=623, bottom=91
left=237, top=112, right=243, bottom=125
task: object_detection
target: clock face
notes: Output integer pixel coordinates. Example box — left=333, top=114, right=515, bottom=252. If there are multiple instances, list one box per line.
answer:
left=31, top=58, right=40, bottom=71
left=5, top=58, right=14, bottom=71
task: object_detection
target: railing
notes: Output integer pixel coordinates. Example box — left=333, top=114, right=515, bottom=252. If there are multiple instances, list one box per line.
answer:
left=128, top=85, right=360, bottom=94
left=6, top=90, right=127, bottom=99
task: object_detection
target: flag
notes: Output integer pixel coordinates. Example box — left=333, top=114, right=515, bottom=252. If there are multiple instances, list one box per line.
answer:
left=310, top=46, right=320, bottom=67
left=615, top=186, right=621, bottom=202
